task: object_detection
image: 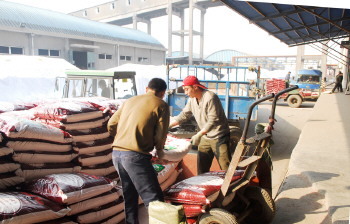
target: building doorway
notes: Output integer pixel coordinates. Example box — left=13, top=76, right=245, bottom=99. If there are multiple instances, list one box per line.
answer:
left=73, top=51, right=88, bottom=69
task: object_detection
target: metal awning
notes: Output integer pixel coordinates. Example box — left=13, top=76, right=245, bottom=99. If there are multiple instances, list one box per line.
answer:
left=219, top=0, right=350, bottom=65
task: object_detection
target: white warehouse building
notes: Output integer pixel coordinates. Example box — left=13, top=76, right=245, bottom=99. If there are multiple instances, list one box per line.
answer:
left=0, top=1, right=166, bottom=70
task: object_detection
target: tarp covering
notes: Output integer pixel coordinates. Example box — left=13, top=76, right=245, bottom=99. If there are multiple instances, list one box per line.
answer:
left=107, top=64, right=168, bottom=95
left=0, top=55, right=78, bottom=102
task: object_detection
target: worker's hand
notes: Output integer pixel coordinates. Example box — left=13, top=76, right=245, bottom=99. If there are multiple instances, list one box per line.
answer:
left=191, top=132, right=203, bottom=146
left=156, top=149, right=165, bottom=159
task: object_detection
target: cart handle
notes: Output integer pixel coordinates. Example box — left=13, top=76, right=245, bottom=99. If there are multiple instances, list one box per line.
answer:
left=241, top=94, right=275, bottom=143
left=270, top=85, right=299, bottom=121
left=265, top=86, right=299, bottom=134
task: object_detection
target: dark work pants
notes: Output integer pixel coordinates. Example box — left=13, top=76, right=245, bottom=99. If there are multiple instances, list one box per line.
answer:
left=112, top=150, right=164, bottom=224
left=332, top=82, right=343, bottom=92
left=197, top=134, right=231, bottom=175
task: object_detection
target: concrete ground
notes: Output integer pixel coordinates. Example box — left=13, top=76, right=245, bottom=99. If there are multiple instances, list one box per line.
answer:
left=272, top=91, right=350, bottom=224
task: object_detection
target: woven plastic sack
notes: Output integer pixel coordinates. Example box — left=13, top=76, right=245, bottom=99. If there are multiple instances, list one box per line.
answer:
left=23, top=173, right=116, bottom=205
left=68, top=187, right=122, bottom=216
left=0, top=192, right=70, bottom=223
left=162, top=135, right=192, bottom=162
left=74, top=138, right=113, bottom=155
left=0, top=115, right=72, bottom=143
left=34, top=116, right=109, bottom=131
left=32, top=101, right=103, bottom=123
left=149, top=201, right=186, bottom=224
left=164, top=171, right=243, bottom=205
left=75, top=199, right=124, bottom=224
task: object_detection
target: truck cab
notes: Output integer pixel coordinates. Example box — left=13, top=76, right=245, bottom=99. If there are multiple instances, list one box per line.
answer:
left=60, top=70, right=137, bottom=99
left=286, top=69, right=322, bottom=107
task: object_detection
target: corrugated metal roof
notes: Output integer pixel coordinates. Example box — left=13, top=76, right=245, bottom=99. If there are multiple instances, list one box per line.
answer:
left=205, top=49, right=248, bottom=63
left=220, top=1, right=350, bottom=47
left=0, top=1, right=165, bottom=50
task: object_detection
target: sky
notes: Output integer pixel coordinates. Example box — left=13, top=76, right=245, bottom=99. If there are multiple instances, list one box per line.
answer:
left=4, top=0, right=334, bottom=57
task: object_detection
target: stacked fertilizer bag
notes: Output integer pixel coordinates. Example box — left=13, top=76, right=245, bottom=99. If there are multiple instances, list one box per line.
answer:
left=265, top=78, right=288, bottom=97
left=152, top=134, right=192, bottom=191
left=0, top=101, right=37, bottom=114
left=0, top=131, right=24, bottom=189
left=22, top=173, right=125, bottom=224
left=0, top=191, right=71, bottom=223
left=0, top=114, right=80, bottom=181
left=31, top=100, right=119, bottom=180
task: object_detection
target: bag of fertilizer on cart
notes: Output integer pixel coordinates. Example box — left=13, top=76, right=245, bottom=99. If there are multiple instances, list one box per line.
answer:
left=149, top=201, right=186, bottom=224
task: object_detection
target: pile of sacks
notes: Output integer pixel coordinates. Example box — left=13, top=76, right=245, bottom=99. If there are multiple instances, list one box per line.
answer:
left=0, top=173, right=122, bottom=224
left=0, top=97, right=193, bottom=224
left=0, top=114, right=79, bottom=182
left=31, top=100, right=118, bottom=180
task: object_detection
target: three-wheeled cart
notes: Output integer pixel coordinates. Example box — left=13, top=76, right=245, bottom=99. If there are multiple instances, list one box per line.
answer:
left=162, top=86, right=298, bottom=224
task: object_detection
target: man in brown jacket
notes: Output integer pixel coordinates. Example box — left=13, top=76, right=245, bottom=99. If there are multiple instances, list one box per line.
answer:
left=108, top=78, right=170, bottom=224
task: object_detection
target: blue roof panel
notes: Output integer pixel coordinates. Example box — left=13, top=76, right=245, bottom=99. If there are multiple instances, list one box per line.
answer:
left=0, top=1, right=165, bottom=49
left=220, top=0, right=350, bottom=47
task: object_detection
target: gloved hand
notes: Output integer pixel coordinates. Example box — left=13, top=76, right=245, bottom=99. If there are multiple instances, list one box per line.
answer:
left=191, top=132, right=203, bottom=146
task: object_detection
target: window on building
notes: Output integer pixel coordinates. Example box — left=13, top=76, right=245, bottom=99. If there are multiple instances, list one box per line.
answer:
left=0, top=46, right=23, bottom=55
left=111, top=3, right=115, bottom=9
left=0, top=46, right=9, bottom=54
left=38, top=49, right=49, bottom=56
left=96, top=7, right=100, bottom=13
left=10, top=47, right=23, bottom=55
left=50, top=50, right=60, bottom=57
left=120, top=55, right=132, bottom=61
left=38, top=49, right=60, bottom=57
left=138, top=57, right=148, bottom=62
left=83, top=11, right=87, bottom=16
left=127, top=0, right=131, bottom=5
left=99, top=54, right=113, bottom=60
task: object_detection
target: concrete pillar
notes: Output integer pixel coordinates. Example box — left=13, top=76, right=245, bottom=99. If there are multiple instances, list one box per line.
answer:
left=29, top=33, right=35, bottom=55
left=296, top=45, right=305, bottom=72
left=167, top=0, right=173, bottom=57
left=147, top=20, right=151, bottom=35
left=133, top=14, right=137, bottom=30
left=321, top=41, right=328, bottom=79
left=200, top=9, right=205, bottom=62
left=180, top=9, right=185, bottom=56
left=189, top=0, right=194, bottom=65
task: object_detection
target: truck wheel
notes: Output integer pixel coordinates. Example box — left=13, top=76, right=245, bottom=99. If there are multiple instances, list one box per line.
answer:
left=199, top=208, right=238, bottom=224
left=244, top=186, right=275, bottom=224
left=287, top=95, right=302, bottom=108
left=229, top=126, right=242, bottom=157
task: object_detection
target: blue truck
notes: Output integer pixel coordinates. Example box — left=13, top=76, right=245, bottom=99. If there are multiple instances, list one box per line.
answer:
left=166, top=64, right=258, bottom=149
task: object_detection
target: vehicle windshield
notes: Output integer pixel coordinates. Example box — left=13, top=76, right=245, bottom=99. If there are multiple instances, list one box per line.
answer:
left=86, top=78, right=112, bottom=98
left=298, top=75, right=320, bottom=83
left=114, top=78, right=136, bottom=99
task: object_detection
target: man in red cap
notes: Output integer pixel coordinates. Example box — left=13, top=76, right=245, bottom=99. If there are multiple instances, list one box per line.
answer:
left=169, top=76, right=231, bottom=174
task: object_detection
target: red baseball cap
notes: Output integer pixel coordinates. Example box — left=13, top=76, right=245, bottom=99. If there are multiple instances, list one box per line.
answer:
left=182, top=76, right=207, bottom=89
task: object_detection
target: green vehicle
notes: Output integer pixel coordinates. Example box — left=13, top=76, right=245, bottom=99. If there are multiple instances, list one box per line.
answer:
left=56, top=70, right=137, bottom=99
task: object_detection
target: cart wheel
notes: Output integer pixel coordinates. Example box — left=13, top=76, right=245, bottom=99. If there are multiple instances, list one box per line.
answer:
left=287, top=95, right=302, bottom=108
left=199, top=208, right=238, bottom=224
left=229, top=126, right=242, bottom=157
left=244, top=186, right=275, bottom=224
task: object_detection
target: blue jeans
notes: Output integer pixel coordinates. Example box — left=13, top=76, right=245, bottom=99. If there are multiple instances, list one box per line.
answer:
left=112, top=150, right=164, bottom=224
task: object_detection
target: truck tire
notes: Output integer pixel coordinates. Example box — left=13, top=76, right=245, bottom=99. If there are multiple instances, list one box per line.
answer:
left=244, top=186, right=275, bottom=224
left=287, top=95, right=302, bottom=108
left=199, top=208, right=238, bottom=224
left=229, top=126, right=242, bottom=157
